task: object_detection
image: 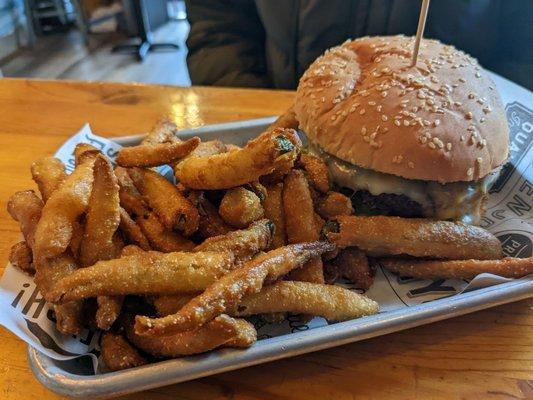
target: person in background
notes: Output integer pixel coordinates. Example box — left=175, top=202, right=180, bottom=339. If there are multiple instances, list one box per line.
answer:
left=185, top=0, right=532, bottom=90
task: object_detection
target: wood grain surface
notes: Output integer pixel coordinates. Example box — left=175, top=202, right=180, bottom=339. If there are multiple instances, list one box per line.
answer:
left=0, top=78, right=531, bottom=400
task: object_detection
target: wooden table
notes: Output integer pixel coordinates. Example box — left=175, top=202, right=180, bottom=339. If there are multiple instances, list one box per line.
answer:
left=0, top=78, right=531, bottom=400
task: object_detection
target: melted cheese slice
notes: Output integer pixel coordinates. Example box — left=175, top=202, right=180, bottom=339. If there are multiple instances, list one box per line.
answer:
left=311, top=145, right=500, bottom=224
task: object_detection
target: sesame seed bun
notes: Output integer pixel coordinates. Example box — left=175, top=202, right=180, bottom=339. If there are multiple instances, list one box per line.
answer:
left=294, top=35, right=509, bottom=183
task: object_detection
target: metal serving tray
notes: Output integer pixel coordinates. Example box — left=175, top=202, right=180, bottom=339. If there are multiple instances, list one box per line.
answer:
left=27, top=117, right=533, bottom=399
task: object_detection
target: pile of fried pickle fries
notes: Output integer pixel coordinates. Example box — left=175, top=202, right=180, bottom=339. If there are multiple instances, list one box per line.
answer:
left=7, top=117, right=532, bottom=371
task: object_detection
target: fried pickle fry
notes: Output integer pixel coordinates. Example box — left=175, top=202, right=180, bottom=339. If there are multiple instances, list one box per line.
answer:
left=134, top=241, right=334, bottom=336
left=174, top=128, right=301, bottom=189
left=152, top=294, right=196, bottom=316
left=121, top=244, right=144, bottom=257
left=117, top=137, right=200, bottom=167
left=219, top=187, right=264, bottom=229
left=101, top=332, right=147, bottom=371
left=49, top=251, right=236, bottom=301
left=96, top=296, right=124, bottom=331
left=34, top=154, right=96, bottom=260
left=119, top=208, right=151, bottom=250
left=325, top=215, right=503, bottom=260
left=30, top=157, right=67, bottom=202
left=263, top=183, right=286, bottom=248
left=54, top=301, right=84, bottom=335
left=326, top=248, right=373, bottom=290
left=137, top=213, right=194, bottom=252
left=233, top=281, right=378, bottom=320
left=34, top=252, right=83, bottom=334
left=80, top=155, right=121, bottom=267
left=380, top=257, right=533, bottom=279
left=186, top=191, right=231, bottom=239
left=9, top=241, right=34, bottom=274
left=7, top=190, right=43, bottom=250
left=283, top=170, right=324, bottom=283
left=125, top=314, right=256, bottom=358
left=194, top=219, right=273, bottom=264
left=268, top=106, right=299, bottom=130
left=298, top=153, right=330, bottom=193
left=129, top=167, right=199, bottom=236
left=79, top=155, right=123, bottom=330
left=153, top=281, right=378, bottom=321
left=141, top=118, right=178, bottom=145
left=317, top=192, right=353, bottom=219
left=74, top=143, right=99, bottom=165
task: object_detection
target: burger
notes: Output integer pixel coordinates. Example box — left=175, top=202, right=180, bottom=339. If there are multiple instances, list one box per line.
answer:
left=293, top=36, right=509, bottom=225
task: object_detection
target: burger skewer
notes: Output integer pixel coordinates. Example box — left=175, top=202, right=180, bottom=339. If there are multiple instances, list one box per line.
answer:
left=411, top=0, right=431, bottom=66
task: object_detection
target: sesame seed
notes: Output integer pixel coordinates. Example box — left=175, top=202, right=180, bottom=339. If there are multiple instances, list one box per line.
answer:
left=469, top=136, right=476, bottom=145
left=483, top=106, right=492, bottom=114
left=468, top=93, right=475, bottom=99
left=476, top=157, right=482, bottom=164
left=459, top=78, right=466, bottom=83
left=480, top=117, right=486, bottom=123
left=368, top=101, right=376, bottom=106
left=465, top=112, right=473, bottom=120
left=381, top=115, right=388, bottom=121
left=428, top=142, right=436, bottom=149
left=403, top=120, right=410, bottom=126
left=381, top=91, right=388, bottom=97
left=467, top=167, right=474, bottom=176
left=434, top=119, right=441, bottom=127
left=460, top=135, right=465, bottom=142
left=475, top=72, right=481, bottom=78
left=408, top=162, right=415, bottom=169
left=363, top=135, right=370, bottom=143
left=360, top=109, right=366, bottom=115
left=454, top=101, right=462, bottom=106
left=420, top=136, right=428, bottom=144
left=361, top=127, right=367, bottom=135
left=394, top=120, right=401, bottom=126
left=370, top=131, right=377, bottom=140
left=377, top=105, right=383, bottom=112
left=477, top=99, right=485, bottom=105
left=446, top=143, right=452, bottom=151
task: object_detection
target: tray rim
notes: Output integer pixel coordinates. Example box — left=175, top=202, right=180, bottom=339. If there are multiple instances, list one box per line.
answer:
left=25, top=116, right=533, bottom=399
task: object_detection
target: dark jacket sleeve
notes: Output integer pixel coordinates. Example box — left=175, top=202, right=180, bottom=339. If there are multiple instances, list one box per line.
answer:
left=185, top=0, right=270, bottom=87
left=491, top=0, right=533, bottom=90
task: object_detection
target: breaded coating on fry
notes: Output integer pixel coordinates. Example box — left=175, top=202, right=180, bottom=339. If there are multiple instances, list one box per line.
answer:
left=380, top=257, right=533, bottom=279
left=283, top=170, right=324, bottom=283
left=30, top=157, right=67, bottom=202
left=174, top=128, right=302, bottom=189
left=326, top=248, right=373, bottom=290
left=134, top=241, right=334, bottom=336
left=116, top=137, right=200, bottom=167
left=186, top=191, right=231, bottom=239
left=219, top=187, right=264, bottom=228
left=326, top=215, right=503, bottom=260
left=129, top=167, right=199, bottom=236
left=125, top=314, right=256, bottom=358
left=194, top=219, right=273, bottom=264
left=317, top=192, right=353, bottom=219
left=9, top=241, right=34, bottom=274
left=232, top=281, right=378, bottom=320
left=49, top=251, right=236, bottom=301
left=298, top=153, right=330, bottom=193
left=154, top=281, right=378, bottom=321
left=101, top=332, right=147, bottom=371
left=263, top=183, right=287, bottom=248
left=7, top=190, right=43, bottom=250
left=34, top=154, right=96, bottom=260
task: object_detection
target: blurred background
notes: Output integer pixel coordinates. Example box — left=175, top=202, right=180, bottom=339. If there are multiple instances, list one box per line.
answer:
left=0, top=0, right=531, bottom=90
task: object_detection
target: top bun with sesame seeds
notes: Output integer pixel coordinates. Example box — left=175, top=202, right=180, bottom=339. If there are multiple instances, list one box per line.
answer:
left=294, top=35, right=509, bottom=184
